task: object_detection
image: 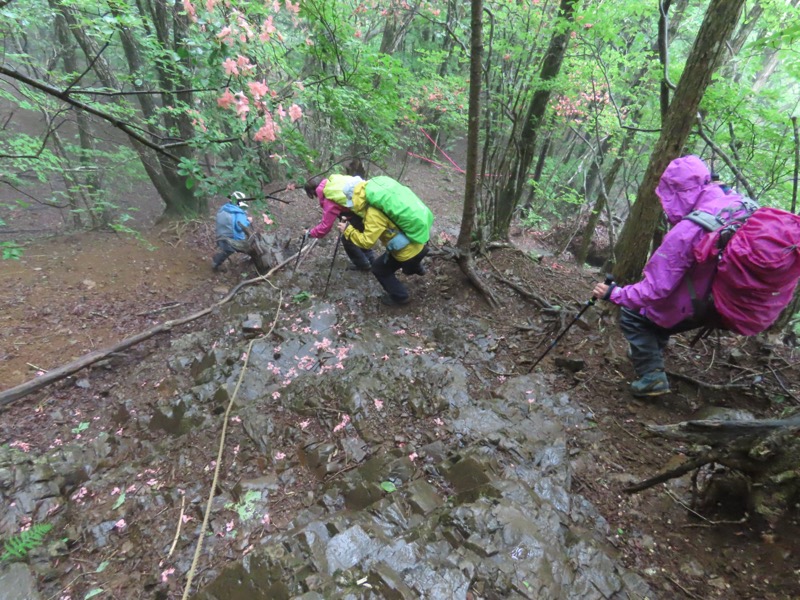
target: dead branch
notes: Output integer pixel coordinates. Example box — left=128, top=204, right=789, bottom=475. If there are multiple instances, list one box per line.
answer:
left=666, top=369, right=753, bottom=391
left=0, top=250, right=304, bottom=408
left=624, top=453, right=718, bottom=493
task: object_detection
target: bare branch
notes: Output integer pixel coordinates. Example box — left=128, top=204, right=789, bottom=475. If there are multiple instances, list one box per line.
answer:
left=695, top=112, right=757, bottom=199
left=0, top=65, right=182, bottom=162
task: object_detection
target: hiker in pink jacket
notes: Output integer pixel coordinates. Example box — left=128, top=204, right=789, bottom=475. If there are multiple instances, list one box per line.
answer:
left=592, top=155, right=752, bottom=397
left=302, top=176, right=375, bottom=271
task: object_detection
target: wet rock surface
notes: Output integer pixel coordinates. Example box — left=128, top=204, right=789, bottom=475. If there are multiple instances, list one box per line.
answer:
left=1, top=282, right=649, bottom=599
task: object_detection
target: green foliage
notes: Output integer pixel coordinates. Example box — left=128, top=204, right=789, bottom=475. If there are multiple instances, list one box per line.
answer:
left=1, top=241, right=24, bottom=260
left=292, top=291, right=311, bottom=303
left=1, top=523, right=53, bottom=562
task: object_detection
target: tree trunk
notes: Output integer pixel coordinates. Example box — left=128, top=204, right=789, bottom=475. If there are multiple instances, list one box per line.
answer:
left=491, top=0, right=577, bottom=240
left=612, top=0, right=746, bottom=283
left=58, top=3, right=201, bottom=217
left=457, top=0, right=498, bottom=308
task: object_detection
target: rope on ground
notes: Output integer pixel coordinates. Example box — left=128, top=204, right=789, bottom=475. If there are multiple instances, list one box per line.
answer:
left=181, top=283, right=283, bottom=600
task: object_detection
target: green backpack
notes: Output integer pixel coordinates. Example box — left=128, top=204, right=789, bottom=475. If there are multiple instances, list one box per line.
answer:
left=364, top=176, right=434, bottom=244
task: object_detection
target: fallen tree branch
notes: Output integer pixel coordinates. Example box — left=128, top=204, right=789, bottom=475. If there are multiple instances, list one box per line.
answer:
left=0, top=250, right=303, bottom=408
left=624, top=453, right=718, bottom=493
left=666, top=369, right=753, bottom=391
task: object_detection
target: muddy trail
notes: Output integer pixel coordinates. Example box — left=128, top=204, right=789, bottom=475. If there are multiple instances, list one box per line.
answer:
left=2, top=162, right=800, bottom=599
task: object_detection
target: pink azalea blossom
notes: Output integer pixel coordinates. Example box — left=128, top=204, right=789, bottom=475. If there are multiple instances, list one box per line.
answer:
left=408, top=452, right=418, bottom=462
left=333, top=414, right=350, bottom=433
left=277, top=104, right=287, bottom=119
left=260, top=16, right=276, bottom=41
left=254, top=114, right=278, bottom=142
left=182, top=0, right=197, bottom=21
left=216, top=26, right=232, bottom=40
left=205, top=0, right=216, bottom=11
left=217, top=88, right=236, bottom=108
left=263, top=213, right=273, bottom=225
left=275, top=451, right=286, bottom=460
left=248, top=80, right=269, bottom=99
left=299, top=419, right=310, bottom=429
left=222, top=58, right=239, bottom=76
left=9, top=440, right=31, bottom=452
left=373, top=398, right=384, bottom=410
left=285, top=0, right=300, bottom=14
left=161, top=567, right=175, bottom=583
left=114, top=519, right=127, bottom=530
left=288, top=103, right=303, bottom=122
left=236, top=55, right=254, bottom=75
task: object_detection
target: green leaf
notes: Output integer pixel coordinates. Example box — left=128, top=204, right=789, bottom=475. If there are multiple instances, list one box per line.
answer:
left=84, top=589, right=104, bottom=599
left=96, top=560, right=110, bottom=573
left=112, top=492, right=126, bottom=510
left=380, top=481, right=396, bottom=493
left=71, top=422, right=90, bottom=434
left=185, top=177, right=195, bottom=190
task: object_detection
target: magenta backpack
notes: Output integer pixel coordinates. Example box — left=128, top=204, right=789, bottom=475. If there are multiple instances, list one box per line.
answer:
left=688, top=204, right=800, bottom=335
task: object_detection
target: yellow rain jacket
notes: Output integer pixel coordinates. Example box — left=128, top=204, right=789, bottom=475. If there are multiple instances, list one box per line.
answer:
left=344, top=181, right=425, bottom=262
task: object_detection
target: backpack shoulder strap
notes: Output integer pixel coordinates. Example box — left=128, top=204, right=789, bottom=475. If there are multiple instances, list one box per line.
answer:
left=684, top=210, right=723, bottom=231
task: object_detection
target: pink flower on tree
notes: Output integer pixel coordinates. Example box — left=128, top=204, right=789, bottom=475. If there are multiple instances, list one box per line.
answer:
left=285, top=0, right=300, bottom=14
left=254, top=114, right=278, bottom=142
left=234, top=93, right=250, bottom=120
left=205, top=0, right=217, bottom=12
left=217, top=26, right=232, bottom=41
left=182, top=0, right=197, bottom=22
left=217, top=88, right=235, bottom=109
left=277, top=104, right=287, bottom=119
left=288, top=104, right=303, bottom=122
left=222, top=58, right=239, bottom=76
left=260, top=16, right=276, bottom=41
left=236, top=55, right=255, bottom=75
left=248, top=80, right=269, bottom=100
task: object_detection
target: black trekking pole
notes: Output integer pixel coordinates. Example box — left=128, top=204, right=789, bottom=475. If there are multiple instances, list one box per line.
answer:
left=294, top=231, right=308, bottom=273
left=528, top=274, right=614, bottom=373
left=322, top=233, right=342, bottom=298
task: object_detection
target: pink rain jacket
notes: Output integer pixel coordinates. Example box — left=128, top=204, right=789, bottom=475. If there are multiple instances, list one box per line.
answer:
left=609, top=155, right=751, bottom=328
left=308, top=179, right=347, bottom=238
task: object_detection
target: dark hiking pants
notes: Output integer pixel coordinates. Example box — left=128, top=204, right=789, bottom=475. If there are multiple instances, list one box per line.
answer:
left=213, top=238, right=251, bottom=267
left=619, top=307, right=707, bottom=377
left=371, top=246, right=429, bottom=303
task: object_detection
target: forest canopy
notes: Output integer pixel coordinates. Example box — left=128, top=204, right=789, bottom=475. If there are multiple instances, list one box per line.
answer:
left=1, top=0, right=798, bottom=262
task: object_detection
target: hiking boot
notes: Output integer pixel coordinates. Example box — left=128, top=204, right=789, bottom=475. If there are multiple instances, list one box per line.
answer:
left=630, top=370, right=670, bottom=397
left=347, top=263, right=372, bottom=272
left=380, top=294, right=410, bottom=306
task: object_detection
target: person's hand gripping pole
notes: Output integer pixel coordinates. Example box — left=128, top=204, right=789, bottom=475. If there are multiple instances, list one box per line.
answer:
left=528, top=274, right=614, bottom=373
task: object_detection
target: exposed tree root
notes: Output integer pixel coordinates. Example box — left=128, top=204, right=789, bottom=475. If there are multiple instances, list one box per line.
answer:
left=456, top=251, right=499, bottom=308
left=624, top=416, right=800, bottom=520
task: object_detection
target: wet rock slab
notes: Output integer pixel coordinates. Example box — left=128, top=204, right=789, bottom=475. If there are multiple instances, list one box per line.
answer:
left=191, top=306, right=650, bottom=600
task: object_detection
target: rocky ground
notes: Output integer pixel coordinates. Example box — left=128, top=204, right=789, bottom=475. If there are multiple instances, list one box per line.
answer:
left=1, top=159, right=800, bottom=599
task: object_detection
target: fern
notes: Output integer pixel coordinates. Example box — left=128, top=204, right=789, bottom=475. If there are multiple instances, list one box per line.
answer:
left=1, top=523, right=53, bottom=562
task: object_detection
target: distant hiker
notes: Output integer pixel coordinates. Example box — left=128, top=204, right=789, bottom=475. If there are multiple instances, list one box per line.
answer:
left=303, top=174, right=375, bottom=271
left=212, top=191, right=253, bottom=272
left=592, top=155, right=756, bottom=397
left=337, top=176, right=432, bottom=306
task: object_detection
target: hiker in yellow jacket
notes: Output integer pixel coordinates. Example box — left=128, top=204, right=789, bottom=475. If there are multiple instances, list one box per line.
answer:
left=336, top=181, right=428, bottom=306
